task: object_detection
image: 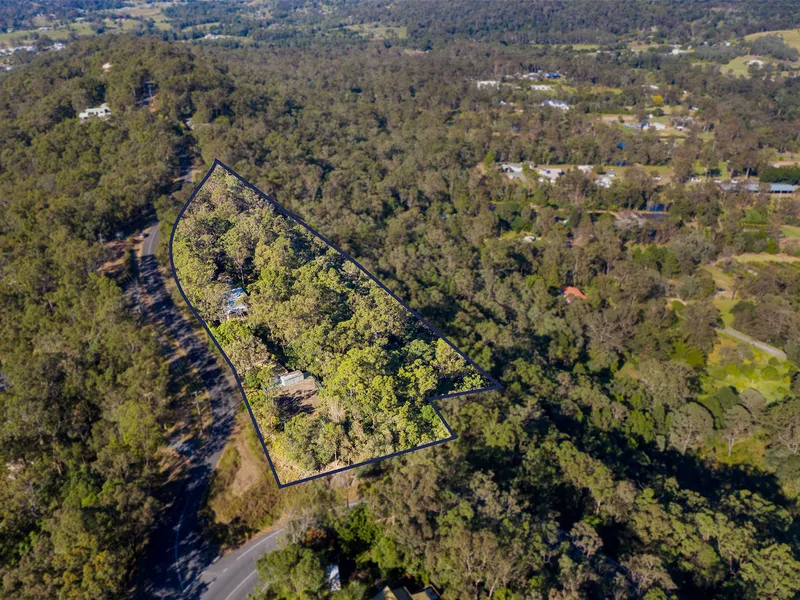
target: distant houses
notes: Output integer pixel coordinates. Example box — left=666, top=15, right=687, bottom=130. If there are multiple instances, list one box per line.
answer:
left=562, top=286, right=587, bottom=303
left=476, top=80, right=499, bottom=89
left=500, top=163, right=526, bottom=180
left=79, top=103, right=111, bottom=120
left=541, top=99, right=570, bottom=111
left=537, top=167, right=565, bottom=183
left=718, top=181, right=796, bottom=194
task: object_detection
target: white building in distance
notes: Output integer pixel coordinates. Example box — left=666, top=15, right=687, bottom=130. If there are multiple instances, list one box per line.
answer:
left=79, top=103, right=111, bottom=120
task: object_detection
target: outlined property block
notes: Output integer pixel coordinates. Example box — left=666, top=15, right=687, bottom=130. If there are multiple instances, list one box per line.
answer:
left=170, top=160, right=500, bottom=487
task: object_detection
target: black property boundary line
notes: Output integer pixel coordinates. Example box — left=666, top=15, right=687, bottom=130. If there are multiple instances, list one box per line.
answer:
left=169, top=159, right=502, bottom=488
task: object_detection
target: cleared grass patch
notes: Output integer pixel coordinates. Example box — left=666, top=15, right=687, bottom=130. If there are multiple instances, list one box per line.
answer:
left=346, top=22, right=407, bottom=39
left=706, top=334, right=793, bottom=405
left=745, top=29, right=800, bottom=52
left=781, top=225, right=800, bottom=239
left=734, top=252, right=800, bottom=263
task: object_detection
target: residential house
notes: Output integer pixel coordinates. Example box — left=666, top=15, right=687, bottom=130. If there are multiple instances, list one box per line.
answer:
left=578, top=165, right=593, bottom=174
left=224, top=286, right=248, bottom=316
left=643, top=121, right=666, bottom=131
left=79, top=103, right=112, bottom=120
left=537, top=167, right=565, bottom=183
left=562, top=286, right=587, bottom=303
left=102, top=62, right=112, bottom=71
left=476, top=80, right=499, bottom=89
left=500, top=163, right=526, bottom=180
left=279, top=371, right=305, bottom=387
left=530, top=84, right=552, bottom=91
left=541, top=99, right=570, bottom=111
left=718, top=182, right=795, bottom=194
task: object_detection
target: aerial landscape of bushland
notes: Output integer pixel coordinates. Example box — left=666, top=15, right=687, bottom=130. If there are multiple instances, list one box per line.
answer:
left=2, top=0, right=800, bottom=598
left=172, top=164, right=492, bottom=483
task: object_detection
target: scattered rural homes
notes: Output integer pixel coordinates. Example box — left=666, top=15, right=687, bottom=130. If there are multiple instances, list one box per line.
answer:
left=541, top=99, right=570, bottom=111
left=79, top=103, right=111, bottom=120
left=718, top=182, right=796, bottom=194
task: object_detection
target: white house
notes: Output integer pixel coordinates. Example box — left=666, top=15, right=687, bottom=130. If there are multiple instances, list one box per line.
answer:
left=537, top=168, right=564, bottom=183
left=578, top=165, right=593, bottom=174
left=476, top=80, right=499, bottom=90
left=102, top=62, right=112, bottom=72
left=596, top=176, right=614, bottom=188
left=79, top=103, right=111, bottom=120
left=279, top=371, right=305, bottom=387
left=541, top=99, right=570, bottom=111
left=500, top=163, right=526, bottom=180
left=531, top=84, right=552, bottom=91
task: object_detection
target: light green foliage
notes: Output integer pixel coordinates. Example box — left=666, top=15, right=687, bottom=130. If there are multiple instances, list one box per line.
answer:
left=173, top=167, right=489, bottom=481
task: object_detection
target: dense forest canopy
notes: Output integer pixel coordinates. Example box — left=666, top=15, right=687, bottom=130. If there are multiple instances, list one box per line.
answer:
left=0, top=0, right=800, bottom=597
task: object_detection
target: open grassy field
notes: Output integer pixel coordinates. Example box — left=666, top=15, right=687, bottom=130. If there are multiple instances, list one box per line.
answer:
left=713, top=296, right=738, bottom=327
left=782, top=225, right=800, bottom=239
left=346, top=22, right=408, bottom=39
left=0, top=19, right=144, bottom=46
left=706, top=334, right=793, bottom=405
left=734, top=252, right=800, bottom=263
left=744, top=28, right=800, bottom=52
left=721, top=55, right=770, bottom=77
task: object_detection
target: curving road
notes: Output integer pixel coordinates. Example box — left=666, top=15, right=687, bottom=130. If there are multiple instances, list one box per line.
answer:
left=137, top=220, right=347, bottom=600
left=136, top=221, right=285, bottom=600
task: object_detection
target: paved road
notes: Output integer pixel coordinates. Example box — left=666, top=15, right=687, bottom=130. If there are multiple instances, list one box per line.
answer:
left=135, top=221, right=245, bottom=599
left=722, top=327, right=787, bottom=359
left=136, top=220, right=329, bottom=600
left=197, top=498, right=362, bottom=600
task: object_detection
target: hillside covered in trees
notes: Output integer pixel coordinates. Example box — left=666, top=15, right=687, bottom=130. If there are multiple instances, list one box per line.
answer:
left=1, top=0, right=800, bottom=598
left=172, top=164, right=491, bottom=483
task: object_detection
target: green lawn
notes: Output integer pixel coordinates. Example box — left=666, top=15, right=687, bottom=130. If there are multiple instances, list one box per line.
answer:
left=782, top=225, right=800, bottom=239
left=0, top=19, right=144, bottom=45
left=735, top=252, right=800, bottom=263
left=713, top=296, right=737, bottom=327
left=706, top=334, right=793, bottom=405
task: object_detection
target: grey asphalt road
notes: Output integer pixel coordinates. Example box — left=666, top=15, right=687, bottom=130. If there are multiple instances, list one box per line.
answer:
left=197, top=497, right=363, bottom=600
left=722, top=327, right=787, bottom=359
left=135, top=220, right=245, bottom=599
left=134, top=220, right=324, bottom=600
